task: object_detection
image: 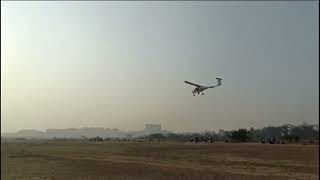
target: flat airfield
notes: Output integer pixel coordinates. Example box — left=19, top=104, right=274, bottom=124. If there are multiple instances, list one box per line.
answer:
left=1, top=140, right=319, bottom=180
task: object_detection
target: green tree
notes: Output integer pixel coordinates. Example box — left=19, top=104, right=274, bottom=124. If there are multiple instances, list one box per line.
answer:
left=230, top=129, right=250, bottom=142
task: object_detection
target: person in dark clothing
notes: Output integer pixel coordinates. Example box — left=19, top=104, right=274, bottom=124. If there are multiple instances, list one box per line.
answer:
left=195, top=137, right=199, bottom=143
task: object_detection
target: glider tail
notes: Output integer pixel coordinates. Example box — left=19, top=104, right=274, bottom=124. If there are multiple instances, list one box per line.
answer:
left=216, top=78, right=222, bottom=86
left=208, top=78, right=222, bottom=88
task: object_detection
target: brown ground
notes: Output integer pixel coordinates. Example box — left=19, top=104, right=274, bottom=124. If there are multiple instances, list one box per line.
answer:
left=1, top=140, right=319, bottom=180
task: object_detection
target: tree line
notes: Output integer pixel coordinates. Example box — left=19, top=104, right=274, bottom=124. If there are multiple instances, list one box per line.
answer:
left=145, top=123, right=319, bottom=143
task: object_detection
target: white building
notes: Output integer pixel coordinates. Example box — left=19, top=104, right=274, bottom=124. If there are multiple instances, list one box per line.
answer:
left=145, top=124, right=162, bottom=135
left=218, top=129, right=226, bottom=137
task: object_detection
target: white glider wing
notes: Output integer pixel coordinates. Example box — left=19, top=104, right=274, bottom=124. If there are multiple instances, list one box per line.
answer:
left=184, top=81, right=201, bottom=87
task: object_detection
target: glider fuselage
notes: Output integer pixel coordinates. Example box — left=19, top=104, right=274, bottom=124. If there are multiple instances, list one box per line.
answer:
left=192, top=86, right=208, bottom=94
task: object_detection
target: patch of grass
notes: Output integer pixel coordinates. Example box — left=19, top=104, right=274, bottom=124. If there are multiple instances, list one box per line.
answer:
left=1, top=141, right=318, bottom=180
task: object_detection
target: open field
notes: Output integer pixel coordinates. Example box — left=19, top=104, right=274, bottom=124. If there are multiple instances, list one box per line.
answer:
left=1, top=140, right=319, bottom=180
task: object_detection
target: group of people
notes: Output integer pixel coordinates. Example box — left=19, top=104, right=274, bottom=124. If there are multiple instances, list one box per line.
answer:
left=261, top=137, right=284, bottom=144
left=89, top=136, right=104, bottom=142
left=190, top=137, right=215, bottom=143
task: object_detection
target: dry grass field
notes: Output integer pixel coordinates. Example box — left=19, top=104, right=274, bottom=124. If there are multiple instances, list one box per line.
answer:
left=1, top=140, right=319, bottom=180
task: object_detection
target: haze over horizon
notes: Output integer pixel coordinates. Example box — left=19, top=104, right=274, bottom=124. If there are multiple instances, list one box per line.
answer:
left=1, top=2, right=319, bottom=133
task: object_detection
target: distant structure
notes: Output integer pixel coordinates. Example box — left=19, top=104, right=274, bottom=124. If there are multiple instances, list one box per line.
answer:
left=281, top=124, right=296, bottom=136
left=312, top=125, right=319, bottom=131
left=127, top=124, right=171, bottom=138
left=145, top=124, right=162, bottom=135
left=218, top=129, right=226, bottom=137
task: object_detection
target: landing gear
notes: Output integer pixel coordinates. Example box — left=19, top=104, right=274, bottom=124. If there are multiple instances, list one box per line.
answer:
left=193, top=93, right=195, bottom=96
left=202, top=92, right=204, bottom=95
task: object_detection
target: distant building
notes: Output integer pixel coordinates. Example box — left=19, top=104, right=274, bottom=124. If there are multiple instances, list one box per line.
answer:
left=281, top=124, right=296, bottom=136
left=218, top=129, right=225, bottom=137
left=313, top=125, right=319, bottom=131
left=145, top=124, right=162, bottom=135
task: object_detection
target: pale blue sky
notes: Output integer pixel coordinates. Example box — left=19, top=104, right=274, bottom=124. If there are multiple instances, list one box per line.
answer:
left=1, top=2, right=319, bottom=132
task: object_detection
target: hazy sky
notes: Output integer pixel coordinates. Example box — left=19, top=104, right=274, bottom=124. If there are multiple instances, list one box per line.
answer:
left=1, top=1, right=319, bottom=133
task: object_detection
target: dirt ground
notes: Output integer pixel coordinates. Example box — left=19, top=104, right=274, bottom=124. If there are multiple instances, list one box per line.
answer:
left=1, top=140, right=319, bottom=180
